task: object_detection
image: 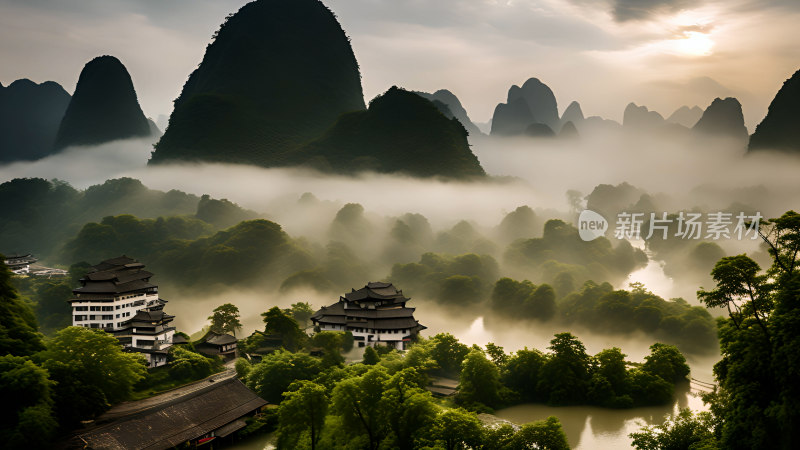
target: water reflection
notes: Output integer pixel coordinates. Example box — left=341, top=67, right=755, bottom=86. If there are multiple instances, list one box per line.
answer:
left=495, top=383, right=705, bottom=449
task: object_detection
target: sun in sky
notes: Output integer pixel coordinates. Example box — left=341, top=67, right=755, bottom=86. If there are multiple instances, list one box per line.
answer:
left=674, top=30, right=715, bottom=56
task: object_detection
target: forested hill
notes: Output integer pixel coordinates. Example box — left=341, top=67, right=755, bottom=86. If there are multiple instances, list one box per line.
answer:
left=148, top=0, right=486, bottom=179
left=149, top=0, right=365, bottom=166
left=291, top=87, right=486, bottom=178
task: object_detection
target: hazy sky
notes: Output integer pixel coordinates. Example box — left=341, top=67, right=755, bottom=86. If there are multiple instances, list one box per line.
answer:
left=1, top=0, right=797, bottom=128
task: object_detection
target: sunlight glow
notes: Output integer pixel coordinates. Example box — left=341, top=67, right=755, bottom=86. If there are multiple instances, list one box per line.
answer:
left=674, top=31, right=715, bottom=56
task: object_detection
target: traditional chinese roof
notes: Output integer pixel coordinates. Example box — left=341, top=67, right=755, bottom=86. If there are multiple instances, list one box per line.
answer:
left=67, top=378, right=267, bottom=450
left=345, top=317, right=422, bottom=330
left=72, top=256, right=157, bottom=296
left=205, top=333, right=237, bottom=346
left=126, top=309, right=174, bottom=324
left=311, top=282, right=425, bottom=333
left=343, top=281, right=410, bottom=303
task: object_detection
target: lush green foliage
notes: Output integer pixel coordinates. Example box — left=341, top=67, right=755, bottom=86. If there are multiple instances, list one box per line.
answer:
left=505, top=218, right=648, bottom=285
left=0, top=355, right=58, bottom=448
left=0, top=178, right=205, bottom=259
left=245, top=350, right=323, bottom=403
left=457, top=349, right=504, bottom=409
left=65, top=215, right=313, bottom=290
left=490, top=277, right=717, bottom=354
left=195, top=194, right=257, bottom=229
left=285, top=301, right=315, bottom=328
left=208, top=303, right=242, bottom=336
left=390, top=252, right=499, bottom=305
left=278, top=380, right=329, bottom=450
left=12, top=274, right=74, bottom=334
left=262, top=306, right=309, bottom=352
left=295, top=87, right=485, bottom=178
left=490, top=277, right=556, bottom=321
left=688, top=211, right=800, bottom=449
left=35, top=327, right=147, bottom=426
left=273, top=363, right=572, bottom=450
left=630, top=408, right=717, bottom=450
left=452, top=333, right=689, bottom=410
left=133, top=345, right=223, bottom=398
left=0, top=258, right=44, bottom=355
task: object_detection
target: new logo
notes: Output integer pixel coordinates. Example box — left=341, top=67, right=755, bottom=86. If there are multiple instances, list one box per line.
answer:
left=578, top=209, right=608, bottom=241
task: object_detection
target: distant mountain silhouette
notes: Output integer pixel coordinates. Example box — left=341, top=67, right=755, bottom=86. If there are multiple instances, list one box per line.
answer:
left=147, top=118, right=162, bottom=138
left=692, top=97, right=748, bottom=142
left=559, top=121, right=579, bottom=139
left=149, top=0, right=365, bottom=166
left=623, top=103, right=665, bottom=130
left=0, top=79, right=70, bottom=162
left=666, top=105, right=703, bottom=128
left=416, top=89, right=482, bottom=135
left=54, top=56, right=151, bottom=149
left=491, top=97, right=534, bottom=136
left=292, top=87, right=485, bottom=178
left=491, top=78, right=559, bottom=135
left=560, top=101, right=584, bottom=129
left=524, top=123, right=555, bottom=138
left=749, top=69, right=800, bottom=153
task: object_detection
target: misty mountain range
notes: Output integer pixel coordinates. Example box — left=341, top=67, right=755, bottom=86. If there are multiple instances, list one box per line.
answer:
left=0, top=0, right=798, bottom=174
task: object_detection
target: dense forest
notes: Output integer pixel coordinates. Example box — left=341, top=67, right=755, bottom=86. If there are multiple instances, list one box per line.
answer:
left=1, top=175, right=733, bottom=358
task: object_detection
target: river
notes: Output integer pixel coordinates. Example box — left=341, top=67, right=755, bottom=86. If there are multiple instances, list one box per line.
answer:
left=226, top=256, right=718, bottom=449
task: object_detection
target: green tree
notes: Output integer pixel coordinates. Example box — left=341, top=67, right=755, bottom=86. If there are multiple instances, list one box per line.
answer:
left=431, top=408, right=484, bottom=450
left=235, top=357, right=252, bottom=379
left=0, top=355, right=58, bottom=448
left=429, top=333, right=469, bottom=376
left=628, top=368, right=673, bottom=406
left=503, top=347, right=546, bottom=402
left=458, top=349, right=502, bottom=408
left=525, top=284, right=557, bottom=321
left=246, top=350, right=322, bottom=403
left=208, top=303, right=242, bottom=336
left=382, top=368, right=437, bottom=450
left=642, top=343, right=690, bottom=383
left=595, top=347, right=630, bottom=395
left=630, top=408, right=717, bottom=450
left=285, top=302, right=315, bottom=328
left=692, top=211, right=800, bottom=448
left=511, top=416, right=570, bottom=450
left=278, top=380, right=329, bottom=450
left=330, top=366, right=390, bottom=450
left=363, top=346, right=380, bottom=365
left=0, top=257, right=44, bottom=356
left=168, top=346, right=218, bottom=380
left=37, top=327, right=147, bottom=425
left=262, top=306, right=307, bottom=351
left=310, top=331, right=346, bottom=367
left=485, top=342, right=508, bottom=367
left=538, top=333, right=591, bottom=405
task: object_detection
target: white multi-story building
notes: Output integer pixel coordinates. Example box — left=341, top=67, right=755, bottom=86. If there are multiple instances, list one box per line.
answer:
left=69, top=256, right=174, bottom=367
left=311, top=282, right=426, bottom=350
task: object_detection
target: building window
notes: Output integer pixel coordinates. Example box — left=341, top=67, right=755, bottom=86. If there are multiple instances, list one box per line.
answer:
left=116, top=314, right=120, bottom=318
left=75, top=306, right=88, bottom=311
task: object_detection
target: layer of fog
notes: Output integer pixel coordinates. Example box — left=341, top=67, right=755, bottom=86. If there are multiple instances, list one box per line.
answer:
left=3, top=131, right=797, bottom=226
left=2, top=129, right=796, bottom=367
